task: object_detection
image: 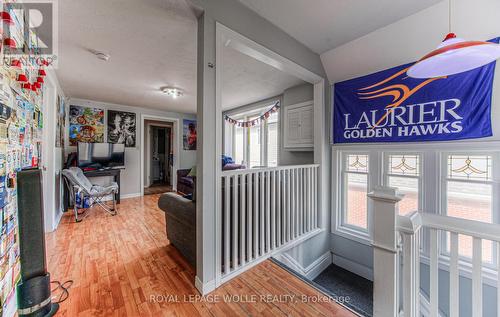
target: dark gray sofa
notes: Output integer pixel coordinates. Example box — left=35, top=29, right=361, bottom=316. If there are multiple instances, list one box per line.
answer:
left=158, top=192, right=196, bottom=267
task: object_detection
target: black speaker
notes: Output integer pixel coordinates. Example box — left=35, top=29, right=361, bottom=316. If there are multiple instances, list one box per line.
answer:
left=16, top=169, right=58, bottom=317
left=17, top=169, right=47, bottom=280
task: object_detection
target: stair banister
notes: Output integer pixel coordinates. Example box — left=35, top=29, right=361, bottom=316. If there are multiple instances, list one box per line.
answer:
left=397, top=212, right=422, bottom=317
left=368, top=186, right=403, bottom=317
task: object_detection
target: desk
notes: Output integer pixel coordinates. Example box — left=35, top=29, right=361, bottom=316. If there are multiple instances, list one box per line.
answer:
left=63, top=168, right=121, bottom=211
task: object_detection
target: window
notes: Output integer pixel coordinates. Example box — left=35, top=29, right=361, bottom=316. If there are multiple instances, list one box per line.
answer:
left=233, top=126, right=245, bottom=164
left=333, top=148, right=500, bottom=254
left=228, top=102, right=279, bottom=168
left=443, top=154, right=495, bottom=263
left=267, top=112, right=278, bottom=167
left=341, top=154, right=369, bottom=231
left=384, top=154, right=421, bottom=215
left=249, top=123, right=261, bottom=167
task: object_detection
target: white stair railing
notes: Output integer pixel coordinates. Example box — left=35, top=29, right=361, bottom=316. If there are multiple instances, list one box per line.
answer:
left=370, top=186, right=500, bottom=317
left=218, top=164, right=320, bottom=284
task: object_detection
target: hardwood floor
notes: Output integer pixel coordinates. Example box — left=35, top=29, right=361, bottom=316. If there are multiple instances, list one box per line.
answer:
left=46, top=195, right=356, bottom=316
left=143, top=184, right=173, bottom=195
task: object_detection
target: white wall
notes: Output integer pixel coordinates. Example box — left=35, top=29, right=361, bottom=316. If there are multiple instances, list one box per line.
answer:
left=321, top=0, right=500, bottom=139
left=65, top=98, right=196, bottom=197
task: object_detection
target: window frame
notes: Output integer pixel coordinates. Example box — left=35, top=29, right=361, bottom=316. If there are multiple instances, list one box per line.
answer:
left=332, top=144, right=500, bottom=284
left=383, top=152, right=423, bottom=215
left=334, top=151, right=373, bottom=243
left=229, top=102, right=280, bottom=168
left=439, top=151, right=499, bottom=269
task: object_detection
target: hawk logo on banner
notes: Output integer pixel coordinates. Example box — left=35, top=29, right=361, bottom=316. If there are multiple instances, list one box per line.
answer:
left=332, top=38, right=498, bottom=144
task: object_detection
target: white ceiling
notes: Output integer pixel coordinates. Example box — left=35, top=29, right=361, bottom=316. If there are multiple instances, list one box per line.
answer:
left=238, top=0, right=443, bottom=54
left=56, top=0, right=198, bottom=113
left=57, top=0, right=443, bottom=114
left=222, top=46, right=305, bottom=110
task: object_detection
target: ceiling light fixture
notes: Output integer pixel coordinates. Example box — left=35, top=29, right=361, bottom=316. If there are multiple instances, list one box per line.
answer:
left=161, top=87, right=183, bottom=99
left=90, top=50, right=110, bottom=61
left=407, top=0, right=500, bottom=78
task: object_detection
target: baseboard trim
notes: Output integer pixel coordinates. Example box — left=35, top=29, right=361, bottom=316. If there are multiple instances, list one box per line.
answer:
left=195, top=276, right=216, bottom=295
left=276, top=251, right=332, bottom=280
left=53, top=209, right=63, bottom=231
left=121, top=193, right=142, bottom=199
left=332, top=254, right=373, bottom=281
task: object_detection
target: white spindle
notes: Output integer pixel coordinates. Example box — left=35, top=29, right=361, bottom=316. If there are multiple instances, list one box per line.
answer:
left=313, top=167, right=317, bottom=228
left=449, top=232, right=459, bottom=317
left=247, top=173, right=253, bottom=262
left=401, top=229, right=420, bottom=317
left=295, top=169, right=299, bottom=237
left=307, top=168, right=312, bottom=231
left=299, top=169, right=303, bottom=235
left=291, top=169, right=295, bottom=239
left=271, top=170, right=276, bottom=250
left=259, top=172, right=266, bottom=256
left=472, top=237, right=482, bottom=317
left=276, top=170, right=281, bottom=247
left=224, top=176, right=230, bottom=274
left=285, top=170, right=292, bottom=242
left=266, top=171, right=271, bottom=252
left=253, top=172, right=258, bottom=259
left=232, top=175, right=238, bottom=270
left=240, top=174, right=246, bottom=265
left=497, top=242, right=500, bottom=317
left=429, top=228, right=438, bottom=317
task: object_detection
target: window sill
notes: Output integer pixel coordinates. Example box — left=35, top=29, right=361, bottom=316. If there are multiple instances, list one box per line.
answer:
left=332, top=225, right=372, bottom=246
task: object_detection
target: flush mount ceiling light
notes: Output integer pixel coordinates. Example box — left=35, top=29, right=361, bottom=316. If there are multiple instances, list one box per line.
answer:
left=407, top=0, right=500, bottom=78
left=161, top=87, right=183, bottom=98
left=90, top=49, right=110, bottom=61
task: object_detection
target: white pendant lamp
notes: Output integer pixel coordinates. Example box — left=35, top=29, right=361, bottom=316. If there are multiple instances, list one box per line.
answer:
left=407, top=0, right=500, bottom=78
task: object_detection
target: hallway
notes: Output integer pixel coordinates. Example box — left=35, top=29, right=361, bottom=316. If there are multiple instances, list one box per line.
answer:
left=45, top=195, right=356, bottom=316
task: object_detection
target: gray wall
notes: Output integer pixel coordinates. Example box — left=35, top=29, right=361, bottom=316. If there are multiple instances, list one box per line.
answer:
left=279, top=83, right=314, bottom=166
left=193, top=0, right=329, bottom=289
left=65, top=98, right=196, bottom=197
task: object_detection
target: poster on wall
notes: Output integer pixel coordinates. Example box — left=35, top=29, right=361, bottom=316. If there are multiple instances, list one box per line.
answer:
left=182, top=119, right=197, bottom=150
left=107, top=110, right=136, bottom=147
left=55, top=95, right=65, bottom=148
left=69, top=105, right=104, bottom=146
left=332, top=38, right=499, bottom=144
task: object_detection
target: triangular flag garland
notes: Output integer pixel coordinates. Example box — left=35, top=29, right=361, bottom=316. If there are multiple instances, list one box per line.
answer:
left=224, top=101, right=280, bottom=128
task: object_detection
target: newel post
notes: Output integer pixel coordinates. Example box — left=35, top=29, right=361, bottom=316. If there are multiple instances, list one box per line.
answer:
left=368, top=186, right=403, bottom=317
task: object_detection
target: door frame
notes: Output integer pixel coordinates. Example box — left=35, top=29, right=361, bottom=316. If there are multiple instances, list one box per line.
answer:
left=41, top=72, right=58, bottom=232
left=140, top=114, right=180, bottom=195
left=147, top=124, right=173, bottom=187
left=213, top=23, right=326, bottom=288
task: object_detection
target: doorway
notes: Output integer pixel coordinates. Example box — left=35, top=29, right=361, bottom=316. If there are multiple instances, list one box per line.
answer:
left=141, top=116, right=180, bottom=196
left=146, top=125, right=172, bottom=195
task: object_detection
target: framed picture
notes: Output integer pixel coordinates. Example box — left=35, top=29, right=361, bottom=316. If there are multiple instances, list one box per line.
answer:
left=107, top=110, right=136, bottom=147
left=68, top=105, right=104, bottom=146
left=183, top=119, right=197, bottom=150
